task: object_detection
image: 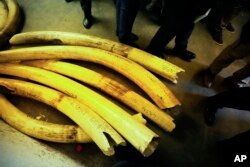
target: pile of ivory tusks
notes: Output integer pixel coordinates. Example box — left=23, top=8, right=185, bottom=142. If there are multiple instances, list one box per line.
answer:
left=0, top=0, right=22, bottom=49
left=0, top=31, right=185, bottom=157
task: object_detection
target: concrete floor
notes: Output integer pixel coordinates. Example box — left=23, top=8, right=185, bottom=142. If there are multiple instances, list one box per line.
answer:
left=0, top=0, right=249, bottom=167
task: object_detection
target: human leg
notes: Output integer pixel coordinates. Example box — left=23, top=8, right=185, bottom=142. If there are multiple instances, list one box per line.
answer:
left=124, top=0, right=139, bottom=42
left=208, top=87, right=250, bottom=110
left=115, top=0, right=120, bottom=36
left=173, top=22, right=196, bottom=61
left=231, top=63, right=250, bottom=83
left=223, top=62, right=250, bottom=89
left=204, top=87, right=250, bottom=126
left=229, top=44, right=250, bottom=84
left=221, top=0, right=242, bottom=33
left=146, top=10, right=178, bottom=57
left=203, top=42, right=247, bottom=87
left=115, top=0, right=139, bottom=45
left=207, top=1, right=224, bottom=45
left=80, top=0, right=92, bottom=29
left=127, top=0, right=139, bottom=37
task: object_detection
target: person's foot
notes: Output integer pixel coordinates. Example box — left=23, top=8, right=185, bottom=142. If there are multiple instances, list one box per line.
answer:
left=83, top=16, right=93, bottom=29
left=65, top=0, right=73, bottom=3
left=210, top=29, right=223, bottom=45
left=225, top=23, right=235, bottom=33
left=172, top=49, right=196, bottom=62
left=202, top=70, right=216, bottom=88
left=118, top=33, right=139, bottom=47
left=222, top=76, right=243, bottom=89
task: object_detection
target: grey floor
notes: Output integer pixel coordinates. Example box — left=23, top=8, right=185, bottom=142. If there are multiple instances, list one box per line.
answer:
left=0, top=0, right=249, bottom=167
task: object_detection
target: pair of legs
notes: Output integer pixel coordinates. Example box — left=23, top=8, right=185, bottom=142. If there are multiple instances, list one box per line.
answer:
left=203, top=42, right=250, bottom=88
left=204, top=87, right=250, bottom=126
left=146, top=9, right=195, bottom=61
left=207, top=0, right=242, bottom=44
left=115, top=0, right=140, bottom=45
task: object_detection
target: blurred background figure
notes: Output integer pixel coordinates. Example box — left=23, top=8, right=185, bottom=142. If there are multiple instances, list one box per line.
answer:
left=114, top=0, right=140, bottom=46
left=202, top=19, right=250, bottom=88
left=206, top=0, right=245, bottom=45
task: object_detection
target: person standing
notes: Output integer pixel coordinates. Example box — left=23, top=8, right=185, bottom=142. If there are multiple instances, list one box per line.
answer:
left=207, top=0, right=244, bottom=45
left=202, top=19, right=250, bottom=88
left=146, top=0, right=215, bottom=61
left=114, top=0, right=140, bottom=45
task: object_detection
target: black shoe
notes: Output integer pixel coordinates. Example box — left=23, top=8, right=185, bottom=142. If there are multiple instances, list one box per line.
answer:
left=118, top=33, right=139, bottom=48
left=83, top=16, right=92, bottom=29
left=65, top=0, right=73, bottom=2
left=222, top=76, right=242, bottom=89
left=211, top=29, right=223, bottom=45
left=172, top=49, right=196, bottom=62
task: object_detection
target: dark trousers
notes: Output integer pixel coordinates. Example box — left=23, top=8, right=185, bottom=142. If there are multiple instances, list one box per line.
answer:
left=208, top=87, right=250, bottom=111
left=209, top=42, right=250, bottom=82
left=208, top=0, right=241, bottom=30
left=80, top=0, right=92, bottom=17
left=147, top=9, right=194, bottom=54
left=115, top=0, right=140, bottom=41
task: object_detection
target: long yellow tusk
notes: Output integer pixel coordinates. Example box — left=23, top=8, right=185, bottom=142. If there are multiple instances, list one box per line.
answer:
left=0, top=0, right=8, bottom=31
left=0, top=78, right=126, bottom=156
left=0, top=46, right=180, bottom=109
left=24, top=60, right=175, bottom=132
left=0, top=0, right=21, bottom=48
left=0, top=64, right=159, bottom=157
left=0, top=93, right=92, bottom=143
left=0, top=94, right=146, bottom=143
left=9, top=31, right=185, bottom=83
